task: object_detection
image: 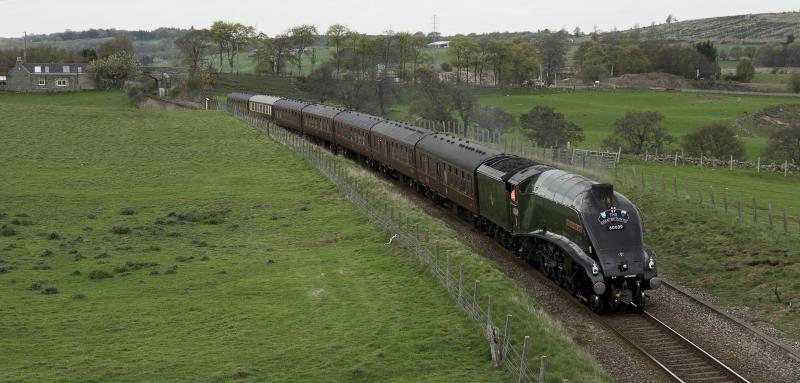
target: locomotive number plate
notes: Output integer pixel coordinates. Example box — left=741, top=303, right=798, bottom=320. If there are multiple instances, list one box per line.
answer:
left=607, top=224, right=624, bottom=231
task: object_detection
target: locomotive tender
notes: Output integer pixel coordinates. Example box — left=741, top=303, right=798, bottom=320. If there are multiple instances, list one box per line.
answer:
left=229, top=93, right=662, bottom=311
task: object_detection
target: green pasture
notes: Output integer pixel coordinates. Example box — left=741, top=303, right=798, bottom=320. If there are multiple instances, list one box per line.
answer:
left=475, top=88, right=800, bottom=159
left=0, top=91, right=517, bottom=382
left=207, top=47, right=335, bottom=76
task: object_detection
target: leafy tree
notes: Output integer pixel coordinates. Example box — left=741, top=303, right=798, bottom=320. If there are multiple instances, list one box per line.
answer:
left=326, top=24, right=349, bottom=76
left=183, top=67, right=214, bottom=98
left=80, top=49, right=98, bottom=62
left=520, top=106, right=583, bottom=147
left=209, top=21, right=234, bottom=72
left=789, top=73, right=800, bottom=93
left=536, top=33, right=567, bottom=86
left=580, top=65, right=609, bottom=84
left=603, top=111, right=673, bottom=154
left=486, top=39, right=513, bottom=86
left=87, top=51, right=141, bottom=88
left=450, top=86, right=476, bottom=129
left=694, top=40, right=718, bottom=63
left=682, top=124, right=744, bottom=159
left=290, top=24, right=318, bottom=76
left=410, top=68, right=454, bottom=122
left=303, top=66, right=336, bottom=102
left=763, top=125, right=800, bottom=163
left=98, top=35, right=134, bottom=58
left=449, top=35, right=478, bottom=82
left=229, top=24, right=255, bottom=74
left=175, top=29, right=211, bottom=70
left=335, top=74, right=375, bottom=112
left=735, top=59, right=755, bottom=82
left=470, top=106, right=515, bottom=133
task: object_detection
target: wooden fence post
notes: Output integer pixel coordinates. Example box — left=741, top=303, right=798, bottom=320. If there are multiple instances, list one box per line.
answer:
left=518, top=336, right=530, bottom=383
left=503, top=315, right=513, bottom=360
left=446, top=251, right=452, bottom=290
left=673, top=175, right=677, bottom=196
left=538, top=356, right=548, bottom=383
left=458, top=264, right=465, bottom=306
left=783, top=208, right=788, bottom=234
left=768, top=202, right=774, bottom=228
left=698, top=182, right=703, bottom=206
left=487, top=296, right=501, bottom=368
left=737, top=196, right=743, bottom=222
left=473, top=280, right=481, bottom=310
left=710, top=186, right=715, bottom=209
left=723, top=189, right=728, bottom=215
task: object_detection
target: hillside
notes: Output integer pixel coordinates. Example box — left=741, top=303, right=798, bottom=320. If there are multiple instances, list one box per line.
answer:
left=635, top=12, right=800, bottom=42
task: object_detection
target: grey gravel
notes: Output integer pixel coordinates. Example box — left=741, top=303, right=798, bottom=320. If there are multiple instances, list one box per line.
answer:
left=647, top=283, right=800, bottom=383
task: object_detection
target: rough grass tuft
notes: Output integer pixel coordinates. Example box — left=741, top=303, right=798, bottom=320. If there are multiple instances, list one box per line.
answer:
left=42, top=286, right=59, bottom=295
left=1, top=227, right=17, bottom=236
left=88, top=270, right=113, bottom=280
left=120, top=208, right=137, bottom=216
left=111, top=225, right=131, bottom=235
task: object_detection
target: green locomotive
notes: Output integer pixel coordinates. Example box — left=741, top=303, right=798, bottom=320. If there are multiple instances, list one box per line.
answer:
left=477, top=156, right=661, bottom=311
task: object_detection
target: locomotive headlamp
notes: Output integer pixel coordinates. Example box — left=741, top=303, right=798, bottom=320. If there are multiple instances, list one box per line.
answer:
left=591, top=263, right=599, bottom=276
left=648, top=257, right=656, bottom=270
left=593, top=282, right=606, bottom=295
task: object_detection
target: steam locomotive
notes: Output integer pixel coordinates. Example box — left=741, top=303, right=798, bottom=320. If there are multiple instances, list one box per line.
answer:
left=227, top=92, right=662, bottom=311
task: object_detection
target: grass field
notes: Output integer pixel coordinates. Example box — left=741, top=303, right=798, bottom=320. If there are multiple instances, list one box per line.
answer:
left=475, top=88, right=800, bottom=159
left=0, top=91, right=530, bottom=382
left=211, top=73, right=307, bottom=99
left=206, top=47, right=335, bottom=76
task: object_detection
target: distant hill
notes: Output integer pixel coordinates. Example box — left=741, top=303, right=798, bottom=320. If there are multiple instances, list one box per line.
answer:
left=0, top=28, right=187, bottom=62
left=633, top=12, right=800, bottom=43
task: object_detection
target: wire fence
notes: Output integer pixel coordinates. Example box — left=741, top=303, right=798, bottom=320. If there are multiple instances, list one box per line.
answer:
left=214, top=102, right=557, bottom=383
left=412, top=118, right=619, bottom=172
left=614, top=164, right=800, bottom=237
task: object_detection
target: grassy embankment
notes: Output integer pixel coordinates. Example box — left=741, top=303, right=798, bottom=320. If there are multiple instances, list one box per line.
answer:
left=474, top=88, right=800, bottom=159
left=0, top=92, right=610, bottom=382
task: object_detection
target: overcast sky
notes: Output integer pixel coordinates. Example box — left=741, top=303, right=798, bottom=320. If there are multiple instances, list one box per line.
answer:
left=1, top=0, right=798, bottom=38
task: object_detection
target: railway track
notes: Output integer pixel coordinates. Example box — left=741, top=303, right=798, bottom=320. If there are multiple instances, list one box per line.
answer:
left=602, top=308, right=750, bottom=383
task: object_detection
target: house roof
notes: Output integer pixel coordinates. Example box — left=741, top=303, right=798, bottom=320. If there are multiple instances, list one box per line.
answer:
left=21, top=63, right=88, bottom=75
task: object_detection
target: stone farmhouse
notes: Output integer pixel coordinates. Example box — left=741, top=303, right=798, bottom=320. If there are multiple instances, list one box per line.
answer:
left=1, top=58, right=95, bottom=92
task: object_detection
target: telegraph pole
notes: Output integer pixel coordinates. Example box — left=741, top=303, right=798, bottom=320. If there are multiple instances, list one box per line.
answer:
left=23, top=31, right=27, bottom=62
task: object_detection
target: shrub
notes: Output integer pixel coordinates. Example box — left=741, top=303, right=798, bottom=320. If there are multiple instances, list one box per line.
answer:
left=1, top=227, right=16, bottom=236
left=111, top=226, right=131, bottom=235
left=88, top=270, right=113, bottom=280
left=120, top=208, right=136, bottom=216
left=0, top=265, right=8, bottom=274
left=683, top=124, right=745, bottom=159
left=440, top=62, right=452, bottom=72
left=789, top=73, right=800, bottom=93
left=735, top=59, right=755, bottom=82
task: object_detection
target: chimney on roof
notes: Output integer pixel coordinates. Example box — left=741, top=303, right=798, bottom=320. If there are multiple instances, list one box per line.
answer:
left=16, top=57, right=23, bottom=64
